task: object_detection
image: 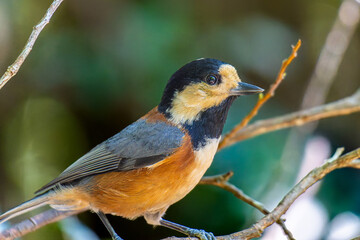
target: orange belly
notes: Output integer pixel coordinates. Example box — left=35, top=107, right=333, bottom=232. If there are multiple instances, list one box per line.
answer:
left=81, top=136, right=216, bottom=220
left=49, top=135, right=219, bottom=220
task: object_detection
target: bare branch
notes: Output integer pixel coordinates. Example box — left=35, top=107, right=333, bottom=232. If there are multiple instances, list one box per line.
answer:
left=219, top=89, right=360, bottom=148
left=200, top=172, right=294, bottom=240
left=0, top=0, right=64, bottom=90
left=218, top=40, right=302, bottom=150
left=229, top=148, right=360, bottom=239
left=0, top=209, right=81, bottom=240
left=200, top=172, right=268, bottom=216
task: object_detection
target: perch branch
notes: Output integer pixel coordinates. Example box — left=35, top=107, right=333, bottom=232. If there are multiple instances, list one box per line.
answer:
left=0, top=0, right=64, bottom=90
left=0, top=209, right=81, bottom=240
left=228, top=147, right=360, bottom=239
left=200, top=172, right=294, bottom=240
left=218, top=40, right=301, bottom=150
left=164, top=147, right=360, bottom=240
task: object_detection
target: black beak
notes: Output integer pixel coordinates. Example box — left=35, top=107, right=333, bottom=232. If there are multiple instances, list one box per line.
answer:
left=230, top=82, right=264, bottom=96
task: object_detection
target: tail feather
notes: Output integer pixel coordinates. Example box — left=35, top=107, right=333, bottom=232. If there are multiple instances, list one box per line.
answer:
left=0, top=194, right=49, bottom=224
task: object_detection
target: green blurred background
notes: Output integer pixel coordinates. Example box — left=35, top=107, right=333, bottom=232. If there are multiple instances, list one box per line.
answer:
left=0, top=0, right=359, bottom=239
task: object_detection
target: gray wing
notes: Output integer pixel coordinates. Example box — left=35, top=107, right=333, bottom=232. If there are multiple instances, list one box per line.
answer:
left=36, top=119, right=184, bottom=193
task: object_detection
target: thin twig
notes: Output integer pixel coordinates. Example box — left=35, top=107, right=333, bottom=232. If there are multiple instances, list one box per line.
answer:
left=0, top=209, right=81, bottom=240
left=0, top=0, right=64, bottom=90
left=218, top=40, right=301, bottom=150
left=200, top=172, right=267, bottom=213
left=164, top=148, right=360, bottom=240
left=200, top=172, right=294, bottom=240
left=219, top=89, right=360, bottom=148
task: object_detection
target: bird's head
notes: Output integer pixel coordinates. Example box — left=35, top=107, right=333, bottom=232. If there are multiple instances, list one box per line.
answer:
left=158, top=58, right=263, bottom=125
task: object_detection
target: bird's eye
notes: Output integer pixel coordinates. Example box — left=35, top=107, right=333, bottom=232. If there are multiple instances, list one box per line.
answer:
left=205, top=74, right=219, bottom=85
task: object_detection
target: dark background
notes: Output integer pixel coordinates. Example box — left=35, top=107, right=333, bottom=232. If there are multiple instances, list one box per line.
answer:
left=0, top=0, right=359, bottom=239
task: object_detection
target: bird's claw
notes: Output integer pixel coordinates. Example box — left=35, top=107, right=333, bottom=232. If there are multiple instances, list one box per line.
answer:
left=187, top=228, right=216, bottom=240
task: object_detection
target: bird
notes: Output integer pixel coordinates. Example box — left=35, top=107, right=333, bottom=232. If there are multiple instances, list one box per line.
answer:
left=0, top=58, right=263, bottom=240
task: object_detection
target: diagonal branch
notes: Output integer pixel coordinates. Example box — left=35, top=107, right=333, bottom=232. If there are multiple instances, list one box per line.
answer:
left=218, top=40, right=301, bottom=150
left=228, top=147, right=360, bottom=239
left=200, top=172, right=294, bottom=240
left=0, top=0, right=64, bottom=90
left=200, top=172, right=270, bottom=221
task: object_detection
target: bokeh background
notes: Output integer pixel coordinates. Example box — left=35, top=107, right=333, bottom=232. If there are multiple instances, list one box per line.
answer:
left=0, top=0, right=360, bottom=239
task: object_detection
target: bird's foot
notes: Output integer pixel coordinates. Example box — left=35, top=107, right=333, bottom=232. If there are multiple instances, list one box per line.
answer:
left=159, top=219, right=216, bottom=240
left=186, top=228, right=216, bottom=240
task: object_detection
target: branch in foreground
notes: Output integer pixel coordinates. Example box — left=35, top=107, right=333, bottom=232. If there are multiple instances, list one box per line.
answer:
left=0, top=209, right=81, bottom=240
left=218, top=40, right=302, bottom=150
left=200, top=172, right=294, bottom=240
left=219, top=89, right=360, bottom=149
left=0, top=0, right=64, bottom=90
left=164, top=147, right=360, bottom=240
left=228, top=147, right=360, bottom=239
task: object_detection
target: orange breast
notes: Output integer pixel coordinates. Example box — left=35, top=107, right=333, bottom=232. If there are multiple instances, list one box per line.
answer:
left=82, top=134, right=204, bottom=220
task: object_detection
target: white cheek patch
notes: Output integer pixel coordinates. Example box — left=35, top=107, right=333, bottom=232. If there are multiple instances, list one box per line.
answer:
left=167, top=64, right=241, bottom=126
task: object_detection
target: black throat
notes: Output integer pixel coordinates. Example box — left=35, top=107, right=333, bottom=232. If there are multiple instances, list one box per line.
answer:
left=179, top=97, right=236, bottom=150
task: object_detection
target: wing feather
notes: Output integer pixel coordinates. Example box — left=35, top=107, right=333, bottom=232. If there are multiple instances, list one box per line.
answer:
left=36, top=118, right=184, bottom=194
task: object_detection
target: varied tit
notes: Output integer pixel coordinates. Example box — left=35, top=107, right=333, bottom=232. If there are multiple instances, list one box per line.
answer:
left=0, top=58, right=263, bottom=240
